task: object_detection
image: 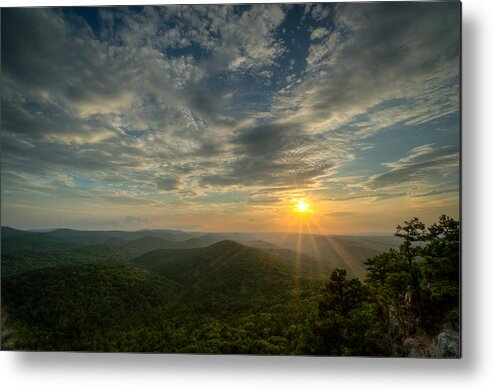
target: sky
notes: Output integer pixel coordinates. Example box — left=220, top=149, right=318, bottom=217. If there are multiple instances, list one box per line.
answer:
left=1, top=2, right=461, bottom=233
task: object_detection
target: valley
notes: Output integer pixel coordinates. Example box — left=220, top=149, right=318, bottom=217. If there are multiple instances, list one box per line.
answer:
left=0, top=219, right=459, bottom=357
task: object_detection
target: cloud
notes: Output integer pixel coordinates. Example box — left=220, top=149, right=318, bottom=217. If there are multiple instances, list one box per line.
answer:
left=232, top=122, right=305, bottom=156
left=1, top=4, right=460, bottom=230
left=326, top=192, right=407, bottom=202
left=156, top=175, right=181, bottom=191
left=310, top=27, right=330, bottom=41
left=133, top=4, right=288, bottom=72
left=414, top=188, right=459, bottom=198
left=248, top=193, right=282, bottom=206
left=326, top=211, right=355, bottom=217
left=220, top=5, right=286, bottom=71
left=199, top=122, right=337, bottom=188
left=273, top=2, right=460, bottom=136
left=124, top=215, right=149, bottom=225
left=310, top=4, right=331, bottom=21
left=367, top=144, right=459, bottom=189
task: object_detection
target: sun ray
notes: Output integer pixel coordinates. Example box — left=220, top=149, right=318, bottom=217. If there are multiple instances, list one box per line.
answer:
left=277, top=215, right=297, bottom=249
left=311, top=219, right=362, bottom=278
left=305, top=220, right=329, bottom=276
left=286, top=218, right=304, bottom=313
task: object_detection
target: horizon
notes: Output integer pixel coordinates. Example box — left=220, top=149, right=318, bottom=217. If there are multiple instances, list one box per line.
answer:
left=3, top=224, right=398, bottom=237
left=1, top=4, right=460, bottom=234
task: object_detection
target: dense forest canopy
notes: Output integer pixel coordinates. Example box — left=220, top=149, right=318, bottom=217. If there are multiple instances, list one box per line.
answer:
left=1, top=216, right=460, bottom=356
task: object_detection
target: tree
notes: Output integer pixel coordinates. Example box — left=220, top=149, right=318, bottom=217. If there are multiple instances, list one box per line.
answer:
left=364, top=249, right=413, bottom=333
left=419, top=215, right=460, bottom=331
left=364, top=215, right=460, bottom=342
left=314, top=269, right=390, bottom=356
left=395, top=218, right=426, bottom=310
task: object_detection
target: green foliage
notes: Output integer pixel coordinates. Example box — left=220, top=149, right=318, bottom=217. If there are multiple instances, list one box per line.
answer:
left=1, top=241, right=321, bottom=353
left=1, top=217, right=459, bottom=355
left=419, top=215, right=460, bottom=332
left=1, top=263, right=177, bottom=351
left=1, top=245, right=139, bottom=276
left=364, top=215, right=460, bottom=345
left=310, top=269, right=390, bottom=356
left=309, top=215, right=459, bottom=356
left=132, top=240, right=322, bottom=320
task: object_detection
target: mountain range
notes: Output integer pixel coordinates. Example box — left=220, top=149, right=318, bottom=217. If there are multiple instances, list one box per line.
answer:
left=1, top=225, right=401, bottom=353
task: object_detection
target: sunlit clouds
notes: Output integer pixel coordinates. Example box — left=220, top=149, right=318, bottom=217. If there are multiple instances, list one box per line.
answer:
left=1, top=3, right=460, bottom=232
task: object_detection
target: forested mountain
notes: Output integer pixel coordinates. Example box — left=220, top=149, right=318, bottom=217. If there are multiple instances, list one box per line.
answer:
left=2, top=263, right=177, bottom=351
left=132, top=240, right=325, bottom=321
left=1, top=244, right=140, bottom=277
left=2, top=240, right=323, bottom=353
left=1, top=226, right=400, bottom=277
left=126, top=235, right=224, bottom=252
left=1, top=217, right=459, bottom=356
left=132, top=240, right=322, bottom=283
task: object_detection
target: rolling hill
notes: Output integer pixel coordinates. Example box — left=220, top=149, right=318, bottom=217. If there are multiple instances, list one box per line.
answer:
left=1, top=243, right=141, bottom=277
left=1, top=262, right=177, bottom=351
left=256, top=233, right=401, bottom=278
left=1, top=229, right=98, bottom=251
left=2, top=225, right=400, bottom=279
left=131, top=240, right=324, bottom=319
left=1, top=226, right=402, bottom=352
left=246, top=239, right=279, bottom=249
left=125, top=234, right=224, bottom=252
left=2, top=241, right=325, bottom=353
left=132, top=240, right=323, bottom=283
left=0, top=219, right=458, bottom=356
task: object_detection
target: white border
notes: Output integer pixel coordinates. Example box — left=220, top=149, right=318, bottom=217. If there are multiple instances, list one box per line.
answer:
left=2, top=1, right=493, bottom=389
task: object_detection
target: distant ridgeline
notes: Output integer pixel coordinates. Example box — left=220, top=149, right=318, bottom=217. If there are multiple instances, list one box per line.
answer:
left=0, top=216, right=459, bottom=357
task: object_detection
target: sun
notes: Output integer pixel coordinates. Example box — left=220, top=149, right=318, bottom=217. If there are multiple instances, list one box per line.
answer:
left=296, top=200, right=309, bottom=213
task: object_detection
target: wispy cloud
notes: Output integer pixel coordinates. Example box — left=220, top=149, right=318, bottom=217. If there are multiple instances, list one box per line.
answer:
left=1, top=4, right=460, bottom=230
left=367, top=144, right=459, bottom=189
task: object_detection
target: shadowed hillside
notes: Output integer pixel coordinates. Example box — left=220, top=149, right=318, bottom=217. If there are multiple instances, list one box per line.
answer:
left=132, top=240, right=325, bottom=320
left=1, top=244, right=140, bottom=277
left=126, top=235, right=224, bottom=252
left=1, top=262, right=177, bottom=351
left=132, top=240, right=328, bottom=284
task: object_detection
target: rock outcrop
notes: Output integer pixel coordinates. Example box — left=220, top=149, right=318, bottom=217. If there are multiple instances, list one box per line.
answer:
left=429, top=329, right=460, bottom=358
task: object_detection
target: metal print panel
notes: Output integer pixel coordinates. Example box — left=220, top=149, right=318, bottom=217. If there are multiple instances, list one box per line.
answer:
left=0, top=2, right=461, bottom=357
